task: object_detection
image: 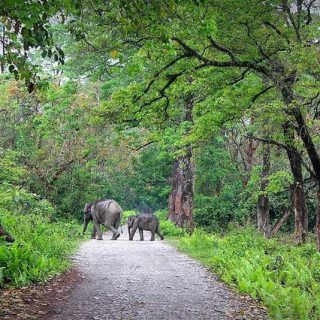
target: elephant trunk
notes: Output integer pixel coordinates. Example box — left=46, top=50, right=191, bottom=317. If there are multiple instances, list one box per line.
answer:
left=83, top=219, right=89, bottom=234
left=128, top=226, right=132, bottom=240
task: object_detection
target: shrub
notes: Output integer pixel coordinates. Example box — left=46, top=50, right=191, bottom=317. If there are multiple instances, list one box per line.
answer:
left=121, top=210, right=137, bottom=224
left=0, top=209, right=81, bottom=287
left=177, top=227, right=320, bottom=320
left=155, top=210, right=187, bottom=237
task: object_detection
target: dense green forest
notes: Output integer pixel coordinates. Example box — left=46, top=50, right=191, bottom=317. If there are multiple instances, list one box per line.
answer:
left=0, top=1, right=320, bottom=319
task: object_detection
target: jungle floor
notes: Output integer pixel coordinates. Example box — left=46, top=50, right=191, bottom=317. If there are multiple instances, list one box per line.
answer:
left=0, top=228, right=268, bottom=320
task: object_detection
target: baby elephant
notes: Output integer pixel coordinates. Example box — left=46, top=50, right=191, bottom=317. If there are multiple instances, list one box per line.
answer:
left=127, top=214, right=164, bottom=241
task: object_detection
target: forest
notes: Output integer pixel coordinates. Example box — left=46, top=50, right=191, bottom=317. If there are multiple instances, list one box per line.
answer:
left=0, top=1, right=320, bottom=319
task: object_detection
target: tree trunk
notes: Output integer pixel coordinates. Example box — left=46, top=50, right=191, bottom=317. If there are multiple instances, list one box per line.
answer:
left=283, top=123, right=306, bottom=244
left=246, top=116, right=257, bottom=172
left=0, top=25, right=5, bottom=73
left=168, top=94, right=194, bottom=233
left=281, top=87, right=320, bottom=246
left=303, top=206, right=308, bottom=233
left=292, top=106, right=320, bottom=179
left=316, top=188, right=320, bottom=251
left=168, top=148, right=194, bottom=232
left=257, top=142, right=271, bottom=238
left=292, top=183, right=305, bottom=243
left=270, top=209, right=292, bottom=237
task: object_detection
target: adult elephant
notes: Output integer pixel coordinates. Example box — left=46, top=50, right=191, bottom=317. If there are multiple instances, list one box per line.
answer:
left=83, top=199, right=122, bottom=240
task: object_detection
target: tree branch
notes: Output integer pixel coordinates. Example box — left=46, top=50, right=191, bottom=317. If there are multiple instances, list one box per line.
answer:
left=305, top=0, right=317, bottom=25
left=172, top=37, right=270, bottom=76
left=248, top=134, right=316, bottom=178
left=282, top=0, right=301, bottom=41
left=251, top=85, right=274, bottom=103
left=142, top=53, right=190, bottom=96
left=228, top=68, right=250, bottom=85
left=247, top=134, right=294, bottom=152
left=271, top=209, right=292, bottom=237
left=138, top=72, right=183, bottom=112
left=130, top=141, right=154, bottom=152
left=207, top=36, right=237, bottom=61
left=51, top=151, right=90, bottom=184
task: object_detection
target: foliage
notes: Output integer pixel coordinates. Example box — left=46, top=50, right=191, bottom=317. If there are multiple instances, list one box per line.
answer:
left=121, top=210, right=136, bottom=225
left=0, top=0, right=79, bottom=90
left=177, top=228, right=320, bottom=320
left=0, top=209, right=80, bottom=287
left=193, top=140, right=245, bottom=230
left=0, top=147, right=80, bottom=287
left=156, top=210, right=187, bottom=237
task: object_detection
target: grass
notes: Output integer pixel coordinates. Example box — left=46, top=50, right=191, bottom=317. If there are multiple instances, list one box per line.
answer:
left=155, top=210, right=320, bottom=320
left=0, top=209, right=81, bottom=287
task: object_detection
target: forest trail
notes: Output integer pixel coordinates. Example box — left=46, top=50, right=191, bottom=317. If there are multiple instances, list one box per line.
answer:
left=46, top=228, right=268, bottom=320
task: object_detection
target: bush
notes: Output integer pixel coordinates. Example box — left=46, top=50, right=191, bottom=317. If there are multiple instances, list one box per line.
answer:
left=0, top=175, right=81, bottom=287
left=177, top=227, right=320, bottom=320
left=0, top=209, right=81, bottom=287
left=155, top=210, right=187, bottom=237
left=159, top=220, right=187, bottom=237
left=121, top=210, right=137, bottom=224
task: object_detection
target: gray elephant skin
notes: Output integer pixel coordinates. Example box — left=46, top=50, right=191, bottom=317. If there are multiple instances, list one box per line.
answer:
left=83, top=199, right=122, bottom=240
left=127, top=214, right=164, bottom=241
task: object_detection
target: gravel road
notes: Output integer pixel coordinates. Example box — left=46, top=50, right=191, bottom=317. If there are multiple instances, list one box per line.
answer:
left=47, top=227, right=268, bottom=320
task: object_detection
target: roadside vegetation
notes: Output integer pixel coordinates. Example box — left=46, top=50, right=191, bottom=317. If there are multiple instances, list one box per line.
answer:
left=0, top=210, right=80, bottom=287
left=156, top=211, right=320, bottom=320
left=0, top=149, right=81, bottom=287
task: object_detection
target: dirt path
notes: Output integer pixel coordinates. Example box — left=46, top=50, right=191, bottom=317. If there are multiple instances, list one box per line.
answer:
left=44, top=227, right=268, bottom=320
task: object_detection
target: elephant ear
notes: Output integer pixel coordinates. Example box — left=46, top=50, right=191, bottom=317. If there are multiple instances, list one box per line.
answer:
left=84, top=203, right=92, bottom=212
left=127, top=216, right=134, bottom=225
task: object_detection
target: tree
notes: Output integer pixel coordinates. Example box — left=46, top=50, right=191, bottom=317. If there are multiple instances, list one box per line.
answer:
left=85, top=0, right=319, bottom=246
left=0, top=0, right=77, bottom=90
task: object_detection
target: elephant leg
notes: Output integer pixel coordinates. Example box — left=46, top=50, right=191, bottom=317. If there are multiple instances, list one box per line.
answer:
left=139, top=228, right=144, bottom=241
left=106, top=225, right=120, bottom=240
left=91, top=225, right=96, bottom=239
left=129, top=221, right=139, bottom=241
left=112, top=218, right=121, bottom=240
left=156, top=225, right=164, bottom=240
left=150, top=232, right=155, bottom=241
left=94, top=222, right=103, bottom=240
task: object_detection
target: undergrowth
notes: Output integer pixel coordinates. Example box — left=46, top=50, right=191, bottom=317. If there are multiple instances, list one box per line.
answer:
left=177, top=227, right=320, bottom=320
left=0, top=209, right=81, bottom=287
left=155, top=210, right=320, bottom=320
left=0, top=184, right=81, bottom=287
left=155, top=209, right=187, bottom=237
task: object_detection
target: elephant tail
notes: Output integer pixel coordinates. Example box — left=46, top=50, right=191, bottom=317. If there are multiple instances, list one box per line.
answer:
left=119, top=210, right=123, bottom=234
